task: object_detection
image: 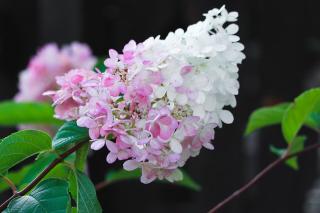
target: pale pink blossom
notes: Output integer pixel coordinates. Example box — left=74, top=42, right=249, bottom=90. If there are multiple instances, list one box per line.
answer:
left=47, top=6, right=244, bottom=183
left=146, top=107, right=179, bottom=142
left=16, top=42, right=96, bottom=102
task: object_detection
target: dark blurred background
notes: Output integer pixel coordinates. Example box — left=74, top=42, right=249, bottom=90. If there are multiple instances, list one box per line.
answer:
left=1, top=0, right=320, bottom=212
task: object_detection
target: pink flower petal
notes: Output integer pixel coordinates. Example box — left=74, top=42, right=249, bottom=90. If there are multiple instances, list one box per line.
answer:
left=89, top=127, right=100, bottom=140
left=106, top=153, right=117, bottom=164
left=77, top=116, right=96, bottom=128
left=117, top=151, right=129, bottom=160
left=106, top=140, right=118, bottom=153
left=123, top=160, right=139, bottom=171
left=90, top=139, right=106, bottom=150
left=109, top=49, right=118, bottom=58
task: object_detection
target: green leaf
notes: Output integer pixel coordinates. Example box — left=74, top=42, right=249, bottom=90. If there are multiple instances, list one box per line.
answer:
left=106, top=169, right=201, bottom=191
left=68, top=171, right=78, bottom=202
left=244, top=103, right=290, bottom=136
left=305, top=99, right=320, bottom=129
left=73, top=170, right=102, bottom=213
left=0, top=101, right=63, bottom=126
left=306, top=112, right=320, bottom=129
left=282, top=88, right=320, bottom=143
left=20, top=153, right=56, bottom=186
left=177, top=171, right=202, bottom=191
left=6, top=179, right=70, bottom=213
left=53, top=121, right=89, bottom=150
left=94, top=57, right=106, bottom=73
left=75, top=143, right=89, bottom=172
left=270, top=136, right=306, bottom=170
left=0, top=153, right=72, bottom=193
left=0, top=165, right=32, bottom=192
left=270, top=145, right=285, bottom=156
left=20, top=153, right=71, bottom=188
left=0, top=130, right=51, bottom=173
left=106, top=169, right=142, bottom=183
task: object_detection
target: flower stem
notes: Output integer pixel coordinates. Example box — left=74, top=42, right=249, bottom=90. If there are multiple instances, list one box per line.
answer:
left=0, top=141, right=85, bottom=211
left=208, top=142, right=320, bottom=213
left=95, top=180, right=110, bottom=191
left=0, top=176, right=17, bottom=194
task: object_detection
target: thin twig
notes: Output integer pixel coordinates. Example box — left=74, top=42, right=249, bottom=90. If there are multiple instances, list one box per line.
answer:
left=208, top=142, right=320, bottom=213
left=95, top=180, right=110, bottom=191
left=0, top=142, right=85, bottom=211
left=0, top=176, right=17, bottom=194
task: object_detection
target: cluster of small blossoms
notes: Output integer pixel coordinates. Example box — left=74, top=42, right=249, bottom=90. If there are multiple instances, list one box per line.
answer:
left=46, top=6, right=245, bottom=183
left=15, top=42, right=96, bottom=102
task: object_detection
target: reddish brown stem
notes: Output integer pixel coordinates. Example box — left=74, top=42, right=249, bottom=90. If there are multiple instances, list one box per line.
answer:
left=1, top=176, right=17, bottom=194
left=0, top=142, right=85, bottom=211
left=208, top=142, right=320, bottom=213
left=95, top=180, right=110, bottom=191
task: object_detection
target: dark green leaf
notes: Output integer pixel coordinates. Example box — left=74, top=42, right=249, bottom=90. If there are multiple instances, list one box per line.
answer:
left=68, top=171, right=78, bottom=202
left=0, top=165, right=32, bottom=192
left=0, top=101, right=63, bottom=126
left=6, top=179, right=70, bottom=213
left=0, top=153, right=72, bottom=193
left=74, top=170, right=102, bottom=213
left=53, top=121, right=89, bottom=150
left=20, top=153, right=56, bottom=186
left=0, top=130, right=51, bottom=173
left=282, top=88, right=320, bottom=143
left=245, top=103, right=290, bottom=136
left=20, top=153, right=71, bottom=188
left=106, top=169, right=201, bottom=191
left=94, top=57, right=106, bottom=73
left=75, top=143, right=89, bottom=172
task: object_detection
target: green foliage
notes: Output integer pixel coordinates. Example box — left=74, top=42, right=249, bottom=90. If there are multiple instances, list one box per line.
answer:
left=245, top=103, right=290, bottom=135
left=0, top=130, right=51, bottom=173
left=0, top=153, right=74, bottom=193
left=245, top=87, right=320, bottom=170
left=270, top=136, right=306, bottom=170
left=245, top=88, right=320, bottom=138
left=5, top=179, right=70, bottom=213
left=282, top=88, right=320, bottom=143
left=20, top=153, right=71, bottom=188
left=0, top=101, right=63, bottom=126
left=75, top=143, right=89, bottom=172
left=73, top=170, right=102, bottom=213
left=0, top=165, right=31, bottom=192
left=53, top=121, right=89, bottom=150
left=106, top=169, right=201, bottom=191
left=94, top=57, right=106, bottom=73
left=19, top=153, right=56, bottom=186
left=306, top=111, right=320, bottom=129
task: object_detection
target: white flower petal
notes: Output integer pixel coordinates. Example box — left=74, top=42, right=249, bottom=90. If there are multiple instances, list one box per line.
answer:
left=226, top=24, right=239, bottom=35
left=193, top=105, right=205, bottom=118
left=170, top=139, right=183, bottom=153
left=167, top=87, right=177, bottom=101
left=219, top=110, right=234, bottom=124
left=176, top=94, right=188, bottom=105
left=154, top=86, right=166, bottom=98
left=203, top=142, right=215, bottom=150
left=195, top=92, right=206, bottom=104
left=204, top=96, right=216, bottom=111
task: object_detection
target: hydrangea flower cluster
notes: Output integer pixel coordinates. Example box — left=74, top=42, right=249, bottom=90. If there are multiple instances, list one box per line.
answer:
left=15, top=42, right=96, bottom=102
left=46, top=6, right=245, bottom=183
